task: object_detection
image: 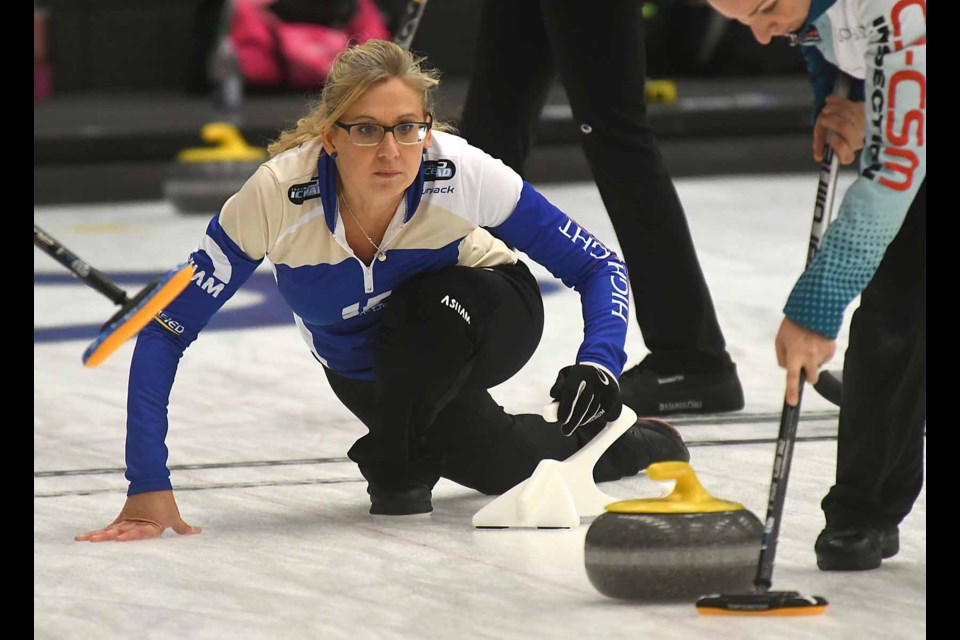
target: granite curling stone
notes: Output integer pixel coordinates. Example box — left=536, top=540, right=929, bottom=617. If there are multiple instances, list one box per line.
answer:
left=584, top=461, right=763, bottom=602
left=164, top=122, right=267, bottom=216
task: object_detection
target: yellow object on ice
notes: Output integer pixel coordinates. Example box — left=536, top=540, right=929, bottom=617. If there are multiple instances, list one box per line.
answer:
left=645, top=79, right=678, bottom=104
left=176, top=122, right=268, bottom=163
left=604, top=461, right=748, bottom=514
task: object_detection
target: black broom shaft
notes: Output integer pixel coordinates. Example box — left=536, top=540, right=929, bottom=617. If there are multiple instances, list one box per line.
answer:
left=34, top=224, right=129, bottom=306
left=394, top=0, right=429, bottom=50
left=754, top=380, right=804, bottom=590
left=753, top=73, right=849, bottom=592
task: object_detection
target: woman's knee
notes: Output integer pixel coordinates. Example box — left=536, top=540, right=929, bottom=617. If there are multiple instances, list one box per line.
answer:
left=378, top=269, right=479, bottom=353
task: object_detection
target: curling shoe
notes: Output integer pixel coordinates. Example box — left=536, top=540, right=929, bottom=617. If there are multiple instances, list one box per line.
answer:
left=815, top=524, right=900, bottom=571
left=368, top=483, right=433, bottom=516
left=606, top=418, right=691, bottom=477
left=619, top=362, right=744, bottom=417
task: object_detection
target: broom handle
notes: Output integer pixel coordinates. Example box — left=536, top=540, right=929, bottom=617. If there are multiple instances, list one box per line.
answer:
left=34, top=224, right=129, bottom=306
left=394, top=0, right=429, bottom=50
left=754, top=72, right=850, bottom=593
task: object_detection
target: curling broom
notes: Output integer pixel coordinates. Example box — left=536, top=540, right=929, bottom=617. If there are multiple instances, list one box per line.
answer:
left=695, top=73, right=853, bottom=616
left=34, top=224, right=195, bottom=367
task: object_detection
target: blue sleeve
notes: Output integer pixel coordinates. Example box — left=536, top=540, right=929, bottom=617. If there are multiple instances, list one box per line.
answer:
left=491, top=181, right=629, bottom=377
left=125, top=215, right=262, bottom=495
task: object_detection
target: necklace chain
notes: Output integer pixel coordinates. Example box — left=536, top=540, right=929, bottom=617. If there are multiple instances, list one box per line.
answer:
left=338, top=185, right=385, bottom=259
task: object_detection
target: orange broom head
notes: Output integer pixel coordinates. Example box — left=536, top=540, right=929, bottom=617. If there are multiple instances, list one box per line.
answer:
left=82, top=262, right=195, bottom=368
left=696, top=591, right=828, bottom=616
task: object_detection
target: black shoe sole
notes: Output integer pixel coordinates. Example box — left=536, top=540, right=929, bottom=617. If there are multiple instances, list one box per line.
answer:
left=368, top=486, right=433, bottom=516
left=815, top=526, right=899, bottom=571
left=817, top=554, right=882, bottom=571
left=369, top=503, right=433, bottom=516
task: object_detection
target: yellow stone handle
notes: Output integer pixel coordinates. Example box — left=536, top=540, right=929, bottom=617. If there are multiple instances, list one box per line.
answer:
left=176, top=122, right=268, bottom=163
left=647, top=461, right=715, bottom=503
left=605, top=461, right=748, bottom=514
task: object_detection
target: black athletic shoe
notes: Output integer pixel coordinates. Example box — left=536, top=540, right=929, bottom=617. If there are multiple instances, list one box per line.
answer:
left=815, top=524, right=900, bottom=571
left=619, top=363, right=745, bottom=416
left=368, top=484, right=433, bottom=516
left=606, top=418, right=691, bottom=477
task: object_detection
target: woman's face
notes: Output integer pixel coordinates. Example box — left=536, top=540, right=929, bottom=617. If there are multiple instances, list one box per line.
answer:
left=707, top=0, right=811, bottom=45
left=323, top=77, right=432, bottom=200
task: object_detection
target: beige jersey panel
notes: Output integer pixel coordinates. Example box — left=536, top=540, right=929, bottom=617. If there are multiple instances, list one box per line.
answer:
left=217, top=164, right=285, bottom=261
left=458, top=228, right=518, bottom=269
left=272, top=210, right=353, bottom=268
left=218, top=140, right=356, bottom=267
left=219, top=139, right=514, bottom=270
left=399, top=203, right=517, bottom=268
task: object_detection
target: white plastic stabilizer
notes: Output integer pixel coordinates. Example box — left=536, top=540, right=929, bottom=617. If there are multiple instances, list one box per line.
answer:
left=471, top=404, right=638, bottom=529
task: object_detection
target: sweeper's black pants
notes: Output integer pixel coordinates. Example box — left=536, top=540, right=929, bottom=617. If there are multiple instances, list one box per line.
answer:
left=460, top=0, right=732, bottom=374
left=821, top=178, right=926, bottom=529
left=324, top=262, right=628, bottom=495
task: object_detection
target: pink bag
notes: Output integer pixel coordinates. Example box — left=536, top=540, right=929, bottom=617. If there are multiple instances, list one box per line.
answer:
left=231, top=0, right=390, bottom=88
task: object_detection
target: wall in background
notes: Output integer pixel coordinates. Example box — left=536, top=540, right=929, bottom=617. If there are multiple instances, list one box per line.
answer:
left=35, top=0, right=484, bottom=95
left=35, top=0, right=801, bottom=95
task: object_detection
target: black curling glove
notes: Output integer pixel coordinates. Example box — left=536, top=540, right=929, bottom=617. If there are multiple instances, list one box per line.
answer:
left=549, top=364, right=622, bottom=436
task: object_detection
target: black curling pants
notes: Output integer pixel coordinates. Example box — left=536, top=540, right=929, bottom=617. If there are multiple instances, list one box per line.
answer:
left=324, top=262, right=630, bottom=495
left=459, top=0, right=732, bottom=373
left=821, top=178, right=926, bottom=529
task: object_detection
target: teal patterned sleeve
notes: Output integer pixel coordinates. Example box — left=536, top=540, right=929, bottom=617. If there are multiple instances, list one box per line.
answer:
left=785, top=0, right=925, bottom=338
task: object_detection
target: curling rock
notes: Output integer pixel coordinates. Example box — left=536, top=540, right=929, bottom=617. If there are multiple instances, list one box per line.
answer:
left=584, top=461, right=762, bottom=602
left=164, top=122, right=268, bottom=215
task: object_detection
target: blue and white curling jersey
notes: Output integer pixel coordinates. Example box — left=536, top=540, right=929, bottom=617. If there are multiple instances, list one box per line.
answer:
left=124, top=131, right=630, bottom=495
left=786, top=0, right=925, bottom=338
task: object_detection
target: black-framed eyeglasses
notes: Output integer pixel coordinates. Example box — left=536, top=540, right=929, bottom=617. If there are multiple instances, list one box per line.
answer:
left=334, top=120, right=432, bottom=146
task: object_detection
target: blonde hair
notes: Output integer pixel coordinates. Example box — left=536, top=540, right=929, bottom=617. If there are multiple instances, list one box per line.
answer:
left=267, top=39, right=453, bottom=156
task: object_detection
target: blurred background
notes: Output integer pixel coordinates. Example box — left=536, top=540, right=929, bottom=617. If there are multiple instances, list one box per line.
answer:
left=34, top=0, right=818, bottom=207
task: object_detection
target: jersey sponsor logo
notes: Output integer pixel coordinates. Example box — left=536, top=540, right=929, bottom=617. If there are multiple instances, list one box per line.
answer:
left=424, top=159, right=456, bottom=181
left=608, top=260, right=629, bottom=325
left=863, top=3, right=925, bottom=192
left=557, top=219, right=612, bottom=260
left=154, top=311, right=186, bottom=335
left=288, top=179, right=322, bottom=204
left=837, top=25, right=869, bottom=42
left=423, top=185, right=455, bottom=195
left=557, top=219, right=629, bottom=323
left=342, top=291, right=392, bottom=319
left=440, top=294, right=471, bottom=324
left=190, top=266, right=225, bottom=298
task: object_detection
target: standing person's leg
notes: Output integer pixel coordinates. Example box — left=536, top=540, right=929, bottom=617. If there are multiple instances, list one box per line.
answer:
left=541, top=0, right=743, bottom=416
left=459, top=0, right=555, bottom=171
left=816, top=179, right=926, bottom=571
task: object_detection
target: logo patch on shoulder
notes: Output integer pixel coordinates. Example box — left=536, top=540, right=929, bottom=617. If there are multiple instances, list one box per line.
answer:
left=288, top=179, right=321, bottom=204
left=424, top=159, right=456, bottom=181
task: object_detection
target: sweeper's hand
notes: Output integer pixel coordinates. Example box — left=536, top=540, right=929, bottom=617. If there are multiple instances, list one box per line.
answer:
left=775, top=317, right=837, bottom=407
left=74, top=490, right=201, bottom=542
left=549, top=364, right=622, bottom=436
left=813, top=95, right=865, bottom=165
